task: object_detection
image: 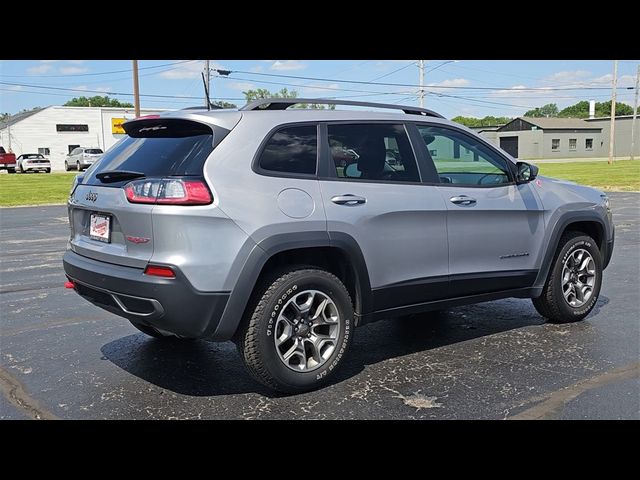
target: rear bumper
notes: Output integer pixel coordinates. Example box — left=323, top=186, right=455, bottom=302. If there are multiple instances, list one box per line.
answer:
left=0, top=163, right=16, bottom=169
left=63, top=250, right=229, bottom=338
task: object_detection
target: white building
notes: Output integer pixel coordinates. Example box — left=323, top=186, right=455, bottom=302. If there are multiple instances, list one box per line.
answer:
left=0, top=106, right=164, bottom=171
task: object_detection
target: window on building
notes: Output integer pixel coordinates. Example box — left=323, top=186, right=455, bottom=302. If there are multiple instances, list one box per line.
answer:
left=327, top=123, right=420, bottom=183
left=552, top=139, right=560, bottom=150
left=258, top=125, right=317, bottom=175
left=38, top=147, right=50, bottom=156
left=586, top=138, right=593, bottom=150
left=417, top=125, right=511, bottom=186
left=56, top=124, right=89, bottom=132
left=569, top=139, right=577, bottom=150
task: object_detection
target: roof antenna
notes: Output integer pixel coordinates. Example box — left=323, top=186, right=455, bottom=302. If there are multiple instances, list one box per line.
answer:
left=201, top=72, right=211, bottom=111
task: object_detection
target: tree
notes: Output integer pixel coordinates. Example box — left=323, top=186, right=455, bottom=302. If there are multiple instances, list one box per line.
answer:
left=524, top=103, right=559, bottom=118
left=64, top=96, right=134, bottom=108
left=0, top=113, right=10, bottom=123
left=242, top=88, right=335, bottom=109
left=211, top=101, right=237, bottom=109
left=558, top=100, right=634, bottom=118
left=452, top=115, right=512, bottom=127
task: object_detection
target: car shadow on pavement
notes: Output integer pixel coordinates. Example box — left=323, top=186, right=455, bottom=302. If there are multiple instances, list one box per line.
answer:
left=100, top=296, right=609, bottom=398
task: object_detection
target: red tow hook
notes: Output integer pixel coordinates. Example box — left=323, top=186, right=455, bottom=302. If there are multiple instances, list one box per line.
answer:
left=64, top=280, right=75, bottom=289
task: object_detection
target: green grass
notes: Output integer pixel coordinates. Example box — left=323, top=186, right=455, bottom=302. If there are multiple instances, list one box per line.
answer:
left=537, top=160, right=640, bottom=192
left=0, top=172, right=77, bottom=207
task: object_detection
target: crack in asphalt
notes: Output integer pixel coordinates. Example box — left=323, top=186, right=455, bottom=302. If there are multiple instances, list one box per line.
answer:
left=0, top=366, right=59, bottom=420
left=508, top=362, right=640, bottom=420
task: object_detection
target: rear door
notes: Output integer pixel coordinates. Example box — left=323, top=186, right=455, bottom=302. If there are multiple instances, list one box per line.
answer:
left=415, top=123, right=545, bottom=296
left=319, top=122, right=449, bottom=313
left=69, top=118, right=216, bottom=268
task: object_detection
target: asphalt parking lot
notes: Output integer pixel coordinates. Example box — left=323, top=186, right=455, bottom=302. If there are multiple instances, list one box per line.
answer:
left=1, top=192, right=639, bottom=420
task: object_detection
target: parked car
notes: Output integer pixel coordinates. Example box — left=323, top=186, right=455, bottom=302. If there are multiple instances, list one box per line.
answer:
left=63, top=99, right=614, bottom=393
left=16, top=153, right=51, bottom=173
left=65, top=147, right=103, bottom=171
left=0, top=146, right=16, bottom=173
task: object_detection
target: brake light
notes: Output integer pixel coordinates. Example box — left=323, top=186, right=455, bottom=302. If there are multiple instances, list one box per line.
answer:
left=144, top=265, right=176, bottom=278
left=124, top=179, right=212, bottom=205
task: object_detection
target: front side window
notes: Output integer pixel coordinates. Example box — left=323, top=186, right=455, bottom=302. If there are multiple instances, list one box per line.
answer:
left=258, top=125, right=317, bottom=175
left=552, top=139, right=560, bottom=150
left=327, top=123, right=420, bottom=182
left=569, top=138, right=577, bottom=150
left=417, top=125, right=511, bottom=186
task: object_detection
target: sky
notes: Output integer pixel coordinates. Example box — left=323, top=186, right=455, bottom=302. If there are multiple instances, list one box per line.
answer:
left=1, top=60, right=638, bottom=118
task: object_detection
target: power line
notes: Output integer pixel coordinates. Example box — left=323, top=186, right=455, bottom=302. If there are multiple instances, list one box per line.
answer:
left=1, top=60, right=197, bottom=78
left=215, top=68, right=634, bottom=91
left=370, top=61, right=417, bottom=81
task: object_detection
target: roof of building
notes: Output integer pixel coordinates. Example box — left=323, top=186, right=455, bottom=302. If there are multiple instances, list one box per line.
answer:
left=585, top=115, right=636, bottom=121
left=519, top=117, right=598, bottom=129
left=0, top=107, right=46, bottom=130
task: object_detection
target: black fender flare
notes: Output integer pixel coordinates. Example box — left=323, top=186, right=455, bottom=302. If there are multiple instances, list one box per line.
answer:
left=533, top=210, right=610, bottom=293
left=210, top=231, right=372, bottom=341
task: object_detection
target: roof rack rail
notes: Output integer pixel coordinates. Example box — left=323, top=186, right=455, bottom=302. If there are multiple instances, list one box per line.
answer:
left=239, top=98, right=444, bottom=118
left=181, top=105, right=224, bottom=110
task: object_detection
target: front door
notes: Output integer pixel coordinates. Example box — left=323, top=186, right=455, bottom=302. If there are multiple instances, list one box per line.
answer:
left=319, top=123, right=449, bottom=313
left=416, top=124, right=545, bottom=297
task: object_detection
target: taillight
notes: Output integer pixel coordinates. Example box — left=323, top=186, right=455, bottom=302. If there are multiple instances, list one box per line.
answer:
left=124, top=179, right=212, bottom=205
left=144, top=265, right=176, bottom=278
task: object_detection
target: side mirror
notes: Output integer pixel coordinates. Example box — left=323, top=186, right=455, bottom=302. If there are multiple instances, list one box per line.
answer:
left=516, top=161, right=538, bottom=184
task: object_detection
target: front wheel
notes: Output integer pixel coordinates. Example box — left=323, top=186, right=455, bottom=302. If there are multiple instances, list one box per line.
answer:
left=76, top=161, right=81, bottom=171
left=532, top=232, right=602, bottom=323
left=236, top=267, right=354, bottom=393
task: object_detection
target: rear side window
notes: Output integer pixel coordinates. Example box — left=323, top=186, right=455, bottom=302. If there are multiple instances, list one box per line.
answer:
left=258, top=125, right=317, bottom=176
left=327, top=124, right=420, bottom=183
left=85, top=149, right=103, bottom=154
left=84, top=119, right=214, bottom=186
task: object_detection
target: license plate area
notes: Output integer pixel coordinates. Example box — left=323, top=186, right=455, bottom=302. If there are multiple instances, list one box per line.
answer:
left=90, top=213, right=111, bottom=243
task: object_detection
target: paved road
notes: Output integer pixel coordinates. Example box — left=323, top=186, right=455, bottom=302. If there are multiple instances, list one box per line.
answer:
left=1, top=194, right=639, bottom=420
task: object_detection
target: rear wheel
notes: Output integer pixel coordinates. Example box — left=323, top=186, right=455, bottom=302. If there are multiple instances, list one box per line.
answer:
left=532, top=232, right=602, bottom=323
left=76, top=161, right=81, bottom=171
left=129, top=321, right=196, bottom=341
left=236, top=267, right=354, bottom=393
left=64, top=161, right=70, bottom=171
left=20, top=164, right=25, bottom=173
left=45, top=168, right=51, bottom=173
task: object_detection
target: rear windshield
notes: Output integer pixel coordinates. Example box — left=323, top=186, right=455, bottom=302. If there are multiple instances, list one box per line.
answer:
left=25, top=154, right=45, bottom=159
left=83, top=119, right=214, bottom=186
left=84, top=149, right=103, bottom=154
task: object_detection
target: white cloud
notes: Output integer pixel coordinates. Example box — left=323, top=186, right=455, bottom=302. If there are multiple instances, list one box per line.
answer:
left=95, top=86, right=112, bottom=92
left=270, top=60, right=307, bottom=71
left=589, top=73, right=635, bottom=87
left=250, top=65, right=265, bottom=73
left=27, top=64, right=53, bottom=74
left=427, top=78, right=470, bottom=94
left=74, top=85, right=89, bottom=91
left=67, top=60, right=85, bottom=65
left=543, top=70, right=591, bottom=83
left=227, top=81, right=256, bottom=91
left=159, top=61, right=229, bottom=80
left=73, top=85, right=112, bottom=93
left=8, top=85, right=23, bottom=91
left=300, top=83, right=340, bottom=96
left=59, top=66, right=89, bottom=75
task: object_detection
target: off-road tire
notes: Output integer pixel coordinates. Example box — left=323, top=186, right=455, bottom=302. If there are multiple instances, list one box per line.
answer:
left=236, top=267, right=354, bottom=394
left=532, top=232, right=602, bottom=323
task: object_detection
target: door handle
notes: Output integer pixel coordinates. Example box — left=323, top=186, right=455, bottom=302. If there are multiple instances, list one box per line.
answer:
left=331, top=194, right=367, bottom=206
left=450, top=195, right=477, bottom=206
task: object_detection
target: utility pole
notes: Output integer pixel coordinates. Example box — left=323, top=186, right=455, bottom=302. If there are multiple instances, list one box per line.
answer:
left=132, top=60, right=141, bottom=118
left=418, top=60, right=425, bottom=108
left=205, top=60, right=211, bottom=108
left=630, top=64, right=639, bottom=161
left=608, top=60, right=618, bottom=165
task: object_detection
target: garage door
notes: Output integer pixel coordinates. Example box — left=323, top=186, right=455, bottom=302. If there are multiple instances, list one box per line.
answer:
left=500, top=136, right=518, bottom=158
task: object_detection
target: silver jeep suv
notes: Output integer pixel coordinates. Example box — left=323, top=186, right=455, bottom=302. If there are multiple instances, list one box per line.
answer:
left=63, top=99, right=614, bottom=393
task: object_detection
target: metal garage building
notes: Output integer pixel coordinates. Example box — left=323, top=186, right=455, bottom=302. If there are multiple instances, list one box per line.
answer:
left=0, top=106, right=163, bottom=171
left=479, top=116, right=638, bottom=160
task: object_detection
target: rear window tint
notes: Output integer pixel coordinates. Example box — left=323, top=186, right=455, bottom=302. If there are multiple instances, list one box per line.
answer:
left=258, top=125, right=317, bottom=175
left=84, top=119, right=214, bottom=186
